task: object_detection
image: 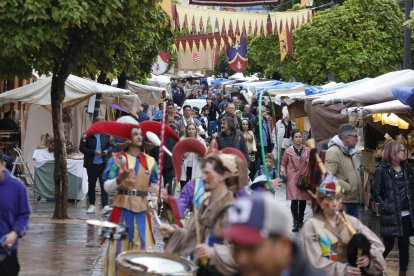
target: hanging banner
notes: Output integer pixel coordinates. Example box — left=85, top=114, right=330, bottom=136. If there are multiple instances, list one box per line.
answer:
left=227, top=36, right=248, bottom=73
left=152, top=51, right=171, bottom=75
left=278, top=20, right=293, bottom=62
left=189, top=0, right=281, bottom=6
left=174, top=5, right=312, bottom=37
left=177, top=40, right=216, bottom=71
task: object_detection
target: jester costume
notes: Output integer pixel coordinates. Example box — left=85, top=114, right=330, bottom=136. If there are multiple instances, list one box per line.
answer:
left=85, top=117, right=179, bottom=276
left=300, top=174, right=386, bottom=275
left=102, top=151, right=157, bottom=275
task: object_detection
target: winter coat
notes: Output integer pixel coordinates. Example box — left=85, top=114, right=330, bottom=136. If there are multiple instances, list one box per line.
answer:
left=373, top=160, right=414, bottom=237
left=325, top=135, right=362, bottom=203
left=280, top=146, right=312, bottom=200
left=217, top=129, right=249, bottom=161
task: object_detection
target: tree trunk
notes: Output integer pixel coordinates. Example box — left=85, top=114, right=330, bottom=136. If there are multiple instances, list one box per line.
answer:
left=51, top=74, right=68, bottom=219
left=117, top=71, right=127, bottom=89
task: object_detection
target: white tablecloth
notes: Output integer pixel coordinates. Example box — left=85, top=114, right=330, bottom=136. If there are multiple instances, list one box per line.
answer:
left=33, top=149, right=88, bottom=194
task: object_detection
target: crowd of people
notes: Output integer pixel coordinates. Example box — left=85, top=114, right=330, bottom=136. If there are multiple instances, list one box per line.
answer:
left=0, top=79, right=413, bottom=276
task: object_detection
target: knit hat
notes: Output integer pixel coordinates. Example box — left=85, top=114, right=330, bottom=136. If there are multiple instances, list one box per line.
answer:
left=222, top=193, right=289, bottom=245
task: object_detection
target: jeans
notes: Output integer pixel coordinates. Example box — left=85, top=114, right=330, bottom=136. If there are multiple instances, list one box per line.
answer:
left=383, top=215, right=412, bottom=272
left=0, top=250, right=19, bottom=276
left=87, top=163, right=108, bottom=207
left=208, top=121, right=218, bottom=135
left=343, top=203, right=360, bottom=218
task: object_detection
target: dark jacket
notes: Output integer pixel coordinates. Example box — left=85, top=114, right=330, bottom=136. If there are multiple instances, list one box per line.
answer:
left=217, top=129, right=249, bottom=162
left=79, top=134, right=112, bottom=169
left=373, top=160, right=414, bottom=237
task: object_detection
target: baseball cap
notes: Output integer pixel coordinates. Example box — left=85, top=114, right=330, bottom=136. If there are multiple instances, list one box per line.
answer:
left=222, top=193, right=289, bottom=245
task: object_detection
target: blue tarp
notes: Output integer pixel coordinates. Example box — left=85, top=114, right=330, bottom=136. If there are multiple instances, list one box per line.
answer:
left=211, top=79, right=229, bottom=86
left=392, top=87, right=414, bottom=107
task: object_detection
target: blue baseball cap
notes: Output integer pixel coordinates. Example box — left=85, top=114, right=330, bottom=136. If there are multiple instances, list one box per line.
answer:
left=222, top=193, right=289, bottom=245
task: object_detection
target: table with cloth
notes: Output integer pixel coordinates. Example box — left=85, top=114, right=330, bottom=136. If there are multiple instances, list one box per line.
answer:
left=32, top=148, right=88, bottom=201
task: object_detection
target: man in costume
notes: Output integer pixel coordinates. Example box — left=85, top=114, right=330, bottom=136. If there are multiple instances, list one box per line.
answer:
left=160, top=139, right=249, bottom=224
left=85, top=116, right=179, bottom=276
left=300, top=174, right=385, bottom=275
left=159, top=149, right=248, bottom=275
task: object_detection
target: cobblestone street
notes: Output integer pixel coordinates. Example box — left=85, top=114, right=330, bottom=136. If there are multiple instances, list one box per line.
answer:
left=18, top=186, right=413, bottom=275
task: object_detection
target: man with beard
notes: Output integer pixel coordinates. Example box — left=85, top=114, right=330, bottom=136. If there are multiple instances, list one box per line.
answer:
left=217, top=116, right=249, bottom=162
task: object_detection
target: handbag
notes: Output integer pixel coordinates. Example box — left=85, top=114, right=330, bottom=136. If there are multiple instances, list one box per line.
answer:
left=296, top=175, right=311, bottom=190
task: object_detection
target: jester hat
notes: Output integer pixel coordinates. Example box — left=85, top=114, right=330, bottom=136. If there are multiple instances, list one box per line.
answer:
left=316, top=172, right=343, bottom=199
left=172, top=137, right=249, bottom=187
left=86, top=115, right=179, bottom=142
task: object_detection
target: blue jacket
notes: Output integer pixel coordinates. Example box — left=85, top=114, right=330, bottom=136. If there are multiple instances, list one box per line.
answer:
left=0, top=169, right=31, bottom=252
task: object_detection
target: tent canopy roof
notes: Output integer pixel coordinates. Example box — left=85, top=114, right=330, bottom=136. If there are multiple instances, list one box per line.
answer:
left=344, top=100, right=411, bottom=117
left=312, top=70, right=414, bottom=106
left=0, top=74, right=130, bottom=107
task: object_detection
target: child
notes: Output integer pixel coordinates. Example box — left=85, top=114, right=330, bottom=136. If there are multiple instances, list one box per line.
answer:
left=254, top=153, right=278, bottom=179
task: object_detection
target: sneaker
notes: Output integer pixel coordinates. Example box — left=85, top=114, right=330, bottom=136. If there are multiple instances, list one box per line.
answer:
left=86, top=205, right=96, bottom=214
left=102, top=205, right=113, bottom=215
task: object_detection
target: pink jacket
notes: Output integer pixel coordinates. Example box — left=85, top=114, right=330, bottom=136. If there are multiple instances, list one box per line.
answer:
left=281, top=146, right=312, bottom=200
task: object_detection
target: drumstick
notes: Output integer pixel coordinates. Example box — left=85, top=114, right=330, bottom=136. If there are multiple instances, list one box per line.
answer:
left=194, top=203, right=208, bottom=265
left=148, top=200, right=162, bottom=225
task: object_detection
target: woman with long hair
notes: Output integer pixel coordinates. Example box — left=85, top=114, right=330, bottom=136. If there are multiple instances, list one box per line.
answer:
left=373, top=140, right=414, bottom=276
left=280, top=128, right=312, bottom=232
left=240, top=119, right=257, bottom=180
left=179, top=123, right=206, bottom=189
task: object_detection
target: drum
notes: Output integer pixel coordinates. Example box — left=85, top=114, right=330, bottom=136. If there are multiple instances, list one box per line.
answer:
left=116, top=251, right=197, bottom=276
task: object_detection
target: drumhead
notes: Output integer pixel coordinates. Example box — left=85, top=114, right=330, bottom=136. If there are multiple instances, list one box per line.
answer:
left=117, top=251, right=196, bottom=275
left=129, top=256, right=189, bottom=273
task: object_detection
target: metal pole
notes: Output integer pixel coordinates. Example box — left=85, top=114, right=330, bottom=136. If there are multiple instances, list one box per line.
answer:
left=403, top=0, right=412, bottom=69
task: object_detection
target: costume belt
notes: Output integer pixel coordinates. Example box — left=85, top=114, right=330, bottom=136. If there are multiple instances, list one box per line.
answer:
left=117, top=189, right=148, bottom=197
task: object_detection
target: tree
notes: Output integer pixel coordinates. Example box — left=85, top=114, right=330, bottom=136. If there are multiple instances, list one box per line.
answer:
left=292, top=0, right=404, bottom=84
left=0, top=0, right=173, bottom=218
left=245, top=35, right=281, bottom=79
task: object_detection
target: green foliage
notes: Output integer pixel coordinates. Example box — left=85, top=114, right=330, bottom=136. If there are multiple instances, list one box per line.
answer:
left=245, top=35, right=281, bottom=79
left=292, top=0, right=404, bottom=84
left=0, top=0, right=174, bottom=81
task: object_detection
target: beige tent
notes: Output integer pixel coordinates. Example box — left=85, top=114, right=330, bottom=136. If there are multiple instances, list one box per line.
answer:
left=127, top=81, right=167, bottom=105
left=0, top=74, right=140, bottom=173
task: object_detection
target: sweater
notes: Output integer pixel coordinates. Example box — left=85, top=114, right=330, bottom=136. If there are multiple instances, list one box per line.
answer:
left=0, top=169, right=31, bottom=252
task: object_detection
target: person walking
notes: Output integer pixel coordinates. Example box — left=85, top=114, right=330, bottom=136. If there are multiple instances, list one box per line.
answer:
left=179, top=123, right=206, bottom=190
left=0, top=151, right=31, bottom=276
left=273, top=106, right=296, bottom=160
left=373, top=140, right=414, bottom=276
left=240, top=119, right=257, bottom=180
left=217, top=116, right=249, bottom=161
left=325, top=123, right=362, bottom=218
left=280, top=128, right=312, bottom=232
left=79, top=116, right=112, bottom=215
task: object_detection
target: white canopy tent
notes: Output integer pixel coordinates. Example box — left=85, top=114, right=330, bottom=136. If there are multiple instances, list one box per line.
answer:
left=0, top=74, right=139, bottom=173
left=312, top=70, right=414, bottom=106
left=344, top=100, right=411, bottom=117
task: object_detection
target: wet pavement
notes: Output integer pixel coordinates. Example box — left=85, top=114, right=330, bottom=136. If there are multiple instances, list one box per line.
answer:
left=17, top=186, right=413, bottom=275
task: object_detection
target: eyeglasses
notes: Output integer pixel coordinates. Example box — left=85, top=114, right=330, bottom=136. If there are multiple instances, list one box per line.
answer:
left=347, top=134, right=358, bottom=139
